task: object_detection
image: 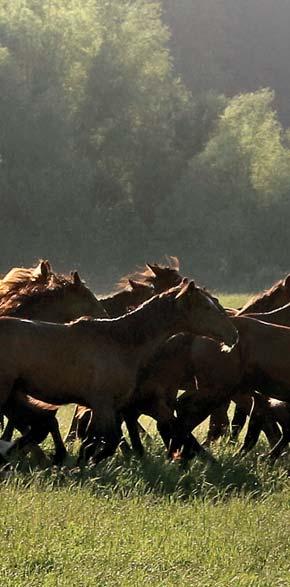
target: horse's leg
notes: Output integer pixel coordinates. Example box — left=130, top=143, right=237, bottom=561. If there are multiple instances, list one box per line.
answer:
left=1, top=420, right=15, bottom=441
left=261, top=420, right=282, bottom=449
left=204, top=402, right=231, bottom=445
left=238, top=416, right=263, bottom=455
left=89, top=414, right=122, bottom=465
left=168, top=420, right=217, bottom=463
left=231, top=405, right=249, bottom=440
left=147, top=399, right=216, bottom=463
left=230, top=391, right=253, bottom=440
left=123, top=407, right=144, bottom=457
left=261, top=422, right=290, bottom=462
left=50, top=418, right=68, bottom=465
left=77, top=405, right=122, bottom=465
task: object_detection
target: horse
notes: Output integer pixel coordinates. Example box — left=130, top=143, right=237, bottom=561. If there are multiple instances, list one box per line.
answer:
left=117, top=256, right=183, bottom=294
left=205, top=274, right=290, bottom=444
left=175, top=313, right=290, bottom=460
left=0, top=259, right=108, bottom=462
left=121, top=333, right=215, bottom=462
left=64, top=277, right=155, bottom=446
left=0, top=261, right=158, bottom=462
left=65, top=257, right=185, bottom=447
left=237, top=393, right=287, bottom=459
left=0, top=280, right=238, bottom=465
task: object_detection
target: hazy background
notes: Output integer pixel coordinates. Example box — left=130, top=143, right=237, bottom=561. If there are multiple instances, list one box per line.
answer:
left=1, top=0, right=290, bottom=292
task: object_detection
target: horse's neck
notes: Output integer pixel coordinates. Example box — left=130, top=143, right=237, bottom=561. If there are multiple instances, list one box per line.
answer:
left=9, top=298, right=62, bottom=322
left=100, top=291, right=131, bottom=318
left=240, top=290, right=283, bottom=314
left=247, top=305, right=290, bottom=326
left=234, top=316, right=289, bottom=369
left=111, top=297, right=182, bottom=365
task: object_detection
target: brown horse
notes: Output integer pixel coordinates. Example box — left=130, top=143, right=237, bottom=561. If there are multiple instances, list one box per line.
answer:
left=1, top=389, right=66, bottom=465
left=0, top=281, right=237, bottom=464
left=98, top=280, right=154, bottom=318
left=122, top=333, right=214, bottom=461
left=0, top=259, right=108, bottom=462
left=206, top=275, right=290, bottom=443
left=0, top=260, right=108, bottom=321
left=65, top=258, right=185, bottom=447
left=175, top=313, right=290, bottom=460
left=237, top=393, right=286, bottom=459
left=64, top=278, right=155, bottom=445
left=117, top=256, right=183, bottom=294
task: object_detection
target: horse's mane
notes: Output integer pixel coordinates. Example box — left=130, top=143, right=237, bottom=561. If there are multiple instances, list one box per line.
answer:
left=238, top=278, right=285, bottom=314
left=0, top=260, right=81, bottom=315
left=116, top=256, right=180, bottom=290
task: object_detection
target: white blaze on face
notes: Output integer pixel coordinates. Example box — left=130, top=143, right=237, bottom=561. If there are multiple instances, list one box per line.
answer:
left=205, top=294, right=238, bottom=352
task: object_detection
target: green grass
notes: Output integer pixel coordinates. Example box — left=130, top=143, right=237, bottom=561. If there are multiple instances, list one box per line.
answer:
left=1, top=292, right=289, bottom=587
left=1, top=437, right=290, bottom=587
left=218, top=292, right=250, bottom=309
left=2, top=409, right=290, bottom=587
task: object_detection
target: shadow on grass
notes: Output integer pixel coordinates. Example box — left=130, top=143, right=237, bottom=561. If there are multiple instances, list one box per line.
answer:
left=1, top=437, right=289, bottom=501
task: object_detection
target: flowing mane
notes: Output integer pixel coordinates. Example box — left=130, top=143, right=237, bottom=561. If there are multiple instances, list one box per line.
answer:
left=238, top=277, right=289, bottom=314
left=0, top=260, right=83, bottom=315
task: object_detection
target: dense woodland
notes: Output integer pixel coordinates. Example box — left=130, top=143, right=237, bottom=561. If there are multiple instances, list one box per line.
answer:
left=1, top=0, right=290, bottom=291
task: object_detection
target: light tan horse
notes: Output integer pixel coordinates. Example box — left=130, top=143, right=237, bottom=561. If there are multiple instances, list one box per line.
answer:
left=0, top=260, right=107, bottom=321
left=0, top=280, right=237, bottom=464
left=0, top=259, right=107, bottom=462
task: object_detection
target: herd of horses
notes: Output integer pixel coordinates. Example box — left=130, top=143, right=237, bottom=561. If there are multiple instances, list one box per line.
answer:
left=0, top=257, right=290, bottom=470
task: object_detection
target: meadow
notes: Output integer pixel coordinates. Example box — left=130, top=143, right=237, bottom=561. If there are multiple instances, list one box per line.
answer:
left=1, top=293, right=290, bottom=587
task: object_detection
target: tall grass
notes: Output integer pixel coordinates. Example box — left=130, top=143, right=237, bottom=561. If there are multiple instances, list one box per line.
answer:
left=1, top=293, right=289, bottom=586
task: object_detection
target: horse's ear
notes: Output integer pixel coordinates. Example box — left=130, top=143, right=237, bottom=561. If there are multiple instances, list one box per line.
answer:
left=44, top=260, right=51, bottom=273
left=129, top=279, right=147, bottom=290
left=34, top=260, right=49, bottom=280
left=175, top=279, right=195, bottom=299
left=284, top=274, right=290, bottom=289
left=146, top=263, right=161, bottom=276
left=71, top=271, right=82, bottom=286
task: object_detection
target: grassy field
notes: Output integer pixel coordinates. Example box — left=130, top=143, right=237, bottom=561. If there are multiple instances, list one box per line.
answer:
left=2, top=292, right=290, bottom=587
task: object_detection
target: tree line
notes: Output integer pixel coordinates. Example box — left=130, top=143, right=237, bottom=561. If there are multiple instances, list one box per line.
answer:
left=1, top=0, right=290, bottom=291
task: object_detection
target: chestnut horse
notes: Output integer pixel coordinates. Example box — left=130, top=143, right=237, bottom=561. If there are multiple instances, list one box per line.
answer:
left=0, top=281, right=237, bottom=464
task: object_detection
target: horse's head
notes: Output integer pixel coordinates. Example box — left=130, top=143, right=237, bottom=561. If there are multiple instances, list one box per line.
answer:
left=175, top=280, right=238, bottom=350
left=126, top=280, right=154, bottom=310
left=60, top=271, right=108, bottom=320
left=239, top=274, right=290, bottom=314
left=145, top=260, right=182, bottom=293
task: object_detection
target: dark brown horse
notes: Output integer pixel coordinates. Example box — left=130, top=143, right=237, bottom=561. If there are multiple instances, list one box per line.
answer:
left=1, top=389, right=66, bottom=465
left=117, top=256, right=183, bottom=294
left=206, top=275, right=290, bottom=444
left=98, top=280, right=154, bottom=318
left=65, top=258, right=185, bottom=447
left=0, top=281, right=238, bottom=465
left=64, top=277, right=155, bottom=446
left=175, top=313, right=290, bottom=460
left=237, top=392, right=286, bottom=459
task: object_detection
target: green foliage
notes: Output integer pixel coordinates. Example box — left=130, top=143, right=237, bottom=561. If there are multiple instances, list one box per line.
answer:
left=1, top=1, right=290, bottom=291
